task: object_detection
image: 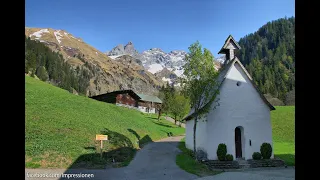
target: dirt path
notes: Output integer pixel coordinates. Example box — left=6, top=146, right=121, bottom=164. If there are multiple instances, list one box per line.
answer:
left=25, top=136, right=197, bottom=180
left=164, top=116, right=186, bottom=128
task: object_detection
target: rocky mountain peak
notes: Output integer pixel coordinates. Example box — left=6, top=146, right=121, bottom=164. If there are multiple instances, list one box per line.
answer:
left=107, top=41, right=139, bottom=57
left=169, top=50, right=187, bottom=56
left=124, top=41, right=138, bottom=55
left=149, top=48, right=164, bottom=52
left=107, top=44, right=125, bottom=56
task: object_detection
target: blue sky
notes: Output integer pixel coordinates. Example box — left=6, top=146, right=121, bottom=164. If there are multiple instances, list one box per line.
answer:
left=26, top=0, right=294, bottom=57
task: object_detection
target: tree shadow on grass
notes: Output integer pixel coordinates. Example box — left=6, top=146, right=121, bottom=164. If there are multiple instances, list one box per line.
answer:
left=56, top=135, right=177, bottom=180
left=58, top=146, right=137, bottom=179
left=275, top=154, right=295, bottom=166
left=139, top=135, right=153, bottom=148
left=146, top=116, right=159, bottom=120
left=127, top=128, right=140, bottom=141
left=84, top=147, right=96, bottom=150
left=161, top=130, right=174, bottom=137
left=127, top=128, right=153, bottom=148
left=63, top=128, right=136, bottom=171
left=152, top=121, right=176, bottom=128
left=101, top=128, right=133, bottom=148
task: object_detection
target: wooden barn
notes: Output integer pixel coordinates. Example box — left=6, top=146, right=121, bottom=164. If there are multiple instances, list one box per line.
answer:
left=136, top=93, right=162, bottom=113
left=90, top=90, right=162, bottom=114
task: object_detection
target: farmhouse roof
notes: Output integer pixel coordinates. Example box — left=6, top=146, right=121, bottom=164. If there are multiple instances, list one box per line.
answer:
left=90, top=90, right=162, bottom=104
left=90, top=90, right=141, bottom=100
left=136, top=93, right=162, bottom=104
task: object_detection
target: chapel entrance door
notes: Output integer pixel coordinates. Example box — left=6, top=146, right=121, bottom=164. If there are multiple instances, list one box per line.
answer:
left=235, top=127, right=242, bottom=158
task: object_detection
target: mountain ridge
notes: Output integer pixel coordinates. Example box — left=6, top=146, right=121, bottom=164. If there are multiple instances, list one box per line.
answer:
left=106, top=41, right=222, bottom=84
left=25, top=27, right=165, bottom=96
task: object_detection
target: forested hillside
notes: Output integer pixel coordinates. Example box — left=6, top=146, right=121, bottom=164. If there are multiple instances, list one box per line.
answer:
left=25, top=36, right=91, bottom=95
left=236, top=17, right=295, bottom=104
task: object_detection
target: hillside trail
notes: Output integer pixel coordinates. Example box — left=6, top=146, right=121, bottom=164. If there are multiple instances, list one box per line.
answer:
left=164, top=116, right=186, bottom=128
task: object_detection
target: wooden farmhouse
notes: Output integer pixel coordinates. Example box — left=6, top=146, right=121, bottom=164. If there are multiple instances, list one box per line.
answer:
left=90, top=90, right=162, bottom=114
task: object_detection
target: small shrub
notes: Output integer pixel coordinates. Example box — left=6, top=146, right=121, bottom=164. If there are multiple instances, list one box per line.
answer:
left=226, top=154, right=234, bottom=161
left=252, top=152, right=262, bottom=160
left=260, top=143, right=272, bottom=159
left=196, top=149, right=208, bottom=161
left=216, top=143, right=227, bottom=161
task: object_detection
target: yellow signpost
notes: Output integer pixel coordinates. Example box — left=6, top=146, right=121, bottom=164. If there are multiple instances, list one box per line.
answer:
left=96, top=134, right=108, bottom=141
left=96, top=134, right=108, bottom=158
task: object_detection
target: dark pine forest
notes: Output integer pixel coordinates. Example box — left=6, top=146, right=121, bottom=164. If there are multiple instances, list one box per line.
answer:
left=236, top=17, right=295, bottom=105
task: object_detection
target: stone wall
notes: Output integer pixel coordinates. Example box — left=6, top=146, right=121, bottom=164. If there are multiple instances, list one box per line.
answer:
left=203, top=160, right=240, bottom=169
left=247, top=159, right=286, bottom=168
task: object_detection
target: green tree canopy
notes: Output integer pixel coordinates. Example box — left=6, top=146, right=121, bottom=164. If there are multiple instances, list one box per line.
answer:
left=170, top=92, right=190, bottom=125
left=182, top=41, right=219, bottom=158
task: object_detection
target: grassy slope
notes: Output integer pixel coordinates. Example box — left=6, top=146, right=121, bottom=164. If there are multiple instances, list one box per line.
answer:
left=176, top=138, right=222, bottom=177
left=272, top=106, right=295, bottom=166
left=25, top=76, right=184, bottom=168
